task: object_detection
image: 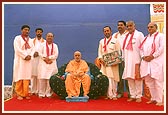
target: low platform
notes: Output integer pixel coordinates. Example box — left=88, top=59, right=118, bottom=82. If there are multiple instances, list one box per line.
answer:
left=65, top=96, right=89, bottom=102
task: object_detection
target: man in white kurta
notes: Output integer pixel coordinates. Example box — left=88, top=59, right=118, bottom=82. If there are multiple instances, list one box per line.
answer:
left=122, top=21, right=144, bottom=102
left=139, top=22, right=164, bottom=106
left=112, top=20, right=130, bottom=98
left=31, top=28, right=45, bottom=95
left=98, top=26, right=120, bottom=100
left=13, top=25, right=34, bottom=100
left=38, top=32, right=59, bottom=98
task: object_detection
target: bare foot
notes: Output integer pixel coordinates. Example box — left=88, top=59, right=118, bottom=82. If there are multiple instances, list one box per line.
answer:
left=83, top=95, right=89, bottom=98
left=156, top=102, right=163, bottom=106
left=25, top=96, right=30, bottom=99
left=17, top=96, right=23, bottom=100
left=113, top=97, right=117, bottom=100
left=146, top=100, right=157, bottom=104
left=67, top=95, right=72, bottom=98
left=136, top=98, right=142, bottom=103
left=127, top=98, right=135, bottom=102
left=39, top=96, right=43, bottom=99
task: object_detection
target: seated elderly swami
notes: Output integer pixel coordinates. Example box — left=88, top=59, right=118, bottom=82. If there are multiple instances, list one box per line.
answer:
left=65, top=51, right=91, bottom=98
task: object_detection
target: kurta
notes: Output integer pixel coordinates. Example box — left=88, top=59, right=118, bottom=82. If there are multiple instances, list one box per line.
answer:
left=31, top=37, right=45, bottom=94
left=13, top=35, right=34, bottom=82
left=140, top=32, right=164, bottom=103
left=98, top=37, right=120, bottom=82
left=38, top=42, right=59, bottom=79
left=122, top=30, right=144, bottom=79
left=140, top=32, right=164, bottom=81
left=65, top=59, right=91, bottom=97
left=112, top=30, right=128, bottom=49
left=31, top=37, right=45, bottom=76
left=112, top=30, right=130, bottom=97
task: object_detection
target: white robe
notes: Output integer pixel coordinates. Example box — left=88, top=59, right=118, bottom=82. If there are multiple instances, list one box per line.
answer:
left=122, top=30, right=144, bottom=79
left=31, top=38, right=45, bottom=76
left=98, top=36, right=120, bottom=81
left=38, top=42, right=59, bottom=79
left=13, top=35, right=34, bottom=82
left=112, top=30, right=128, bottom=49
left=140, top=32, right=164, bottom=81
left=98, top=36, right=120, bottom=98
left=140, top=32, right=164, bottom=102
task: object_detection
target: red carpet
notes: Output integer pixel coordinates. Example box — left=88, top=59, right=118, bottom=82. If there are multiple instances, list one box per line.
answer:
left=4, top=94, right=164, bottom=112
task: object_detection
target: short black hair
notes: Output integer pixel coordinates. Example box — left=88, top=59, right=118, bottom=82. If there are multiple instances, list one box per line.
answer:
left=103, top=26, right=111, bottom=31
left=118, top=20, right=126, bottom=26
left=35, top=28, right=43, bottom=32
left=21, top=25, right=30, bottom=30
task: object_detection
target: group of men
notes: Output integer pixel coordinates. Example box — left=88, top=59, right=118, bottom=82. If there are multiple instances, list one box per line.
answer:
left=13, top=25, right=91, bottom=101
left=98, top=20, right=164, bottom=106
left=12, top=20, right=164, bottom=107
left=13, top=25, right=59, bottom=100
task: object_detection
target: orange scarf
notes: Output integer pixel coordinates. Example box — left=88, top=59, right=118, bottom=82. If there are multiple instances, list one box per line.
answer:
left=33, top=37, right=45, bottom=45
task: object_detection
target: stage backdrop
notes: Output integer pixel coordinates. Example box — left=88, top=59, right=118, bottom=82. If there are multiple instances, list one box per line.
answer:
left=3, top=3, right=150, bottom=85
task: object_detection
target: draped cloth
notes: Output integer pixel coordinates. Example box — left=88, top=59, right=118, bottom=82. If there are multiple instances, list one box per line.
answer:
left=65, top=60, right=91, bottom=97
left=98, top=37, right=120, bottom=82
left=13, top=35, right=34, bottom=97
left=38, top=42, right=59, bottom=79
left=21, top=35, right=31, bottom=49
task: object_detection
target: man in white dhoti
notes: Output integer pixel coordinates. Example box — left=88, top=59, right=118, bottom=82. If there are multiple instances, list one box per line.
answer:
left=98, top=26, right=120, bottom=100
left=112, top=20, right=130, bottom=98
left=31, top=28, right=45, bottom=95
left=38, top=32, right=59, bottom=98
left=13, top=25, right=34, bottom=100
left=122, top=21, right=144, bottom=102
left=139, top=22, right=164, bottom=106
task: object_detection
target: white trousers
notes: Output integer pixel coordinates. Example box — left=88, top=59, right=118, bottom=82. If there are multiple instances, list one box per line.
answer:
left=107, top=77, right=118, bottom=98
left=144, top=75, right=163, bottom=103
left=127, top=78, right=143, bottom=99
left=31, top=75, right=39, bottom=94
left=38, top=79, right=52, bottom=97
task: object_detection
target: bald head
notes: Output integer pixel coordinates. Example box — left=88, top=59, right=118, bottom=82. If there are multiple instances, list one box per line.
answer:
left=74, top=51, right=81, bottom=55
left=147, top=22, right=158, bottom=35
left=126, top=21, right=136, bottom=33
left=148, top=22, right=158, bottom=29
left=46, top=32, right=54, bottom=44
left=74, top=51, right=82, bottom=62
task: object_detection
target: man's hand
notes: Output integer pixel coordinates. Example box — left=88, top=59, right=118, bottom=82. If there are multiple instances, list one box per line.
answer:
left=99, top=58, right=105, bottom=66
left=33, top=52, right=39, bottom=58
left=44, top=57, right=53, bottom=64
left=25, top=55, right=31, bottom=61
left=135, top=64, right=141, bottom=80
left=78, top=72, right=85, bottom=77
left=142, top=55, right=154, bottom=62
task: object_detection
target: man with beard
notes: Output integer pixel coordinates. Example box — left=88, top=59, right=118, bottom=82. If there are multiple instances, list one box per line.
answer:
left=31, top=28, right=45, bottom=95
left=112, top=21, right=130, bottom=99
left=98, top=26, right=120, bottom=100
